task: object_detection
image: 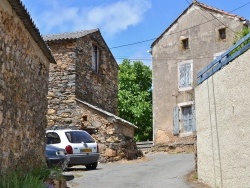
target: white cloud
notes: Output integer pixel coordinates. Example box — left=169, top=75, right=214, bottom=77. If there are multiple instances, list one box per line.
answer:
left=32, top=0, right=151, bottom=36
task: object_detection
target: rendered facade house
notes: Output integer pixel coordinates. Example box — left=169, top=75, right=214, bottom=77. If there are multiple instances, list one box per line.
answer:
left=44, top=30, right=141, bottom=162
left=0, top=0, right=55, bottom=175
left=151, top=1, right=249, bottom=148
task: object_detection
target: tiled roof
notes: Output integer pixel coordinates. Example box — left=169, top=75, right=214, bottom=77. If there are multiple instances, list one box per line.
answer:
left=43, top=29, right=99, bottom=42
left=197, top=1, right=247, bottom=22
left=7, top=0, right=56, bottom=64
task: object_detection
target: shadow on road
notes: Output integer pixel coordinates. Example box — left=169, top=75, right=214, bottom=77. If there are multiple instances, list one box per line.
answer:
left=66, top=167, right=103, bottom=172
left=64, top=174, right=74, bottom=181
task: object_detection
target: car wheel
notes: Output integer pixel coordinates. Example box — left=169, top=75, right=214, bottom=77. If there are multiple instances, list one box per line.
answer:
left=85, top=162, right=98, bottom=170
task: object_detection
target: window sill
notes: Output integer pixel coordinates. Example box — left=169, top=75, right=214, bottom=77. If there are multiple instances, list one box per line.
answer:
left=179, top=132, right=194, bottom=137
left=178, top=86, right=193, bottom=92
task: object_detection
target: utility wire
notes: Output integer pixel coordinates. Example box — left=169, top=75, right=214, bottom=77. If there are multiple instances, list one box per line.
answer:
left=110, top=1, right=250, bottom=49
left=115, top=50, right=221, bottom=62
left=195, top=1, right=236, bottom=34
left=110, top=38, right=156, bottom=49
left=184, top=0, right=236, bottom=37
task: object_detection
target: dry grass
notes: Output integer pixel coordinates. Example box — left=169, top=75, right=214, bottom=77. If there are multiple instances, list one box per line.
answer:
left=185, top=170, right=212, bottom=188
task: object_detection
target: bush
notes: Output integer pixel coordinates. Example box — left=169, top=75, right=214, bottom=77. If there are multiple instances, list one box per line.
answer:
left=0, top=170, right=45, bottom=188
left=0, top=166, right=65, bottom=188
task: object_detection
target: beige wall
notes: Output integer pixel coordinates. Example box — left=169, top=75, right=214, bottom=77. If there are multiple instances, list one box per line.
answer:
left=195, top=49, right=250, bottom=188
left=152, top=4, right=245, bottom=145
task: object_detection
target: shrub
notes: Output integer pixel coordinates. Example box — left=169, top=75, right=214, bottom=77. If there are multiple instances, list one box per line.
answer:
left=0, top=166, right=65, bottom=188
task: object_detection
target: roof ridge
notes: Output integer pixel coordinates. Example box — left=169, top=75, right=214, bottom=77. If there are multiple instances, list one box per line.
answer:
left=43, top=28, right=99, bottom=41
left=43, top=28, right=99, bottom=38
left=195, top=1, right=247, bottom=21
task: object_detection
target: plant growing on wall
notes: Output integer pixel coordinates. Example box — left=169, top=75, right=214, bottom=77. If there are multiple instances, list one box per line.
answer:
left=231, top=27, right=250, bottom=55
left=118, top=59, right=152, bottom=141
left=233, top=27, right=250, bottom=43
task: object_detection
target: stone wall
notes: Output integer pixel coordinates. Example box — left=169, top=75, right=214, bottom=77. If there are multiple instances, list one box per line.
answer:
left=47, top=32, right=118, bottom=128
left=76, top=100, right=142, bottom=162
left=47, top=40, right=77, bottom=127
left=75, top=33, right=119, bottom=115
left=0, top=0, right=51, bottom=175
left=195, top=49, right=250, bottom=188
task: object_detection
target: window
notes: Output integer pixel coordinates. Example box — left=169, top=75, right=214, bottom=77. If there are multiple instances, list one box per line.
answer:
left=173, top=103, right=196, bottom=136
left=182, top=38, right=189, bottom=49
left=178, top=60, right=193, bottom=91
left=46, top=132, right=61, bottom=144
left=218, top=28, right=226, bottom=40
left=65, top=131, right=95, bottom=143
left=92, top=45, right=100, bottom=72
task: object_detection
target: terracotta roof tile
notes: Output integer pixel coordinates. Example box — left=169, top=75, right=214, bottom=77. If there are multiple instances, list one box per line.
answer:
left=196, top=1, right=247, bottom=21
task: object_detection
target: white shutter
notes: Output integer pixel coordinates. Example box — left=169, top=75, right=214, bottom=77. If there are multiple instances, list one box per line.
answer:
left=186, top=63, right=191, bottom=86
left=179, top=64, right=186, bottom=88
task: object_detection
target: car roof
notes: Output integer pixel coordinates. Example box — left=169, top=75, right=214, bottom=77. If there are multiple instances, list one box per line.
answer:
left=46, top=129, right=87, bottom=133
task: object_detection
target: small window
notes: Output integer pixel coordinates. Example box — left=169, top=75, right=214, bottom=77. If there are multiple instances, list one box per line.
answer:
left=46, top=132, right=61, bottom=144
left=219, top=28, right=226, bottom=40
left=92, top=45, right=100, bottom=72
left=182, top=38, right=189, bottom=49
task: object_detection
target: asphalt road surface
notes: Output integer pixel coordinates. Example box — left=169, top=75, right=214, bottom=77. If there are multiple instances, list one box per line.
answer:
left=65, top=152, right=195, bottom=188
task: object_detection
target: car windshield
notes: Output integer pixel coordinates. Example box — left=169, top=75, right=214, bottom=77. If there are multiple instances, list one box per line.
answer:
left=65, top=131, right=95, bottom=143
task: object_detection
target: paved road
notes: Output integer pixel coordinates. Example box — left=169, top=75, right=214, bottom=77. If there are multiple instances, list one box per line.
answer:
left=65, top=152, right=195, bottom=188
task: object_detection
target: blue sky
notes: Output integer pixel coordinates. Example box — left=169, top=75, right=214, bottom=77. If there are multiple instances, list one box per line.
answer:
left=21, top=0, right=250, bottom=66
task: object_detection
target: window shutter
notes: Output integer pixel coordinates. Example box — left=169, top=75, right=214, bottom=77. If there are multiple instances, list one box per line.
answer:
left=173, top=106, right=180, bottom=135
left=186, top=63, right=191, bottom=87
left=179, top=64, right=186, bottom=88
left=191, top=104, right=196, bottom=132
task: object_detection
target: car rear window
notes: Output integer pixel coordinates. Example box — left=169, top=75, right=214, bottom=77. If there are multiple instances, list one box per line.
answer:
left=46, top=132, right=61, bottom=144
left=65, top=131, right=95, bottom=143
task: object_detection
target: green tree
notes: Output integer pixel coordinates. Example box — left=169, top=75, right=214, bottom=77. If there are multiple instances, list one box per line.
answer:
left=118, top=59, right=152, bottom=141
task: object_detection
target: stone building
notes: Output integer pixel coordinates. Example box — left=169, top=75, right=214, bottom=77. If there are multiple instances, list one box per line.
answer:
left=0, top=0, right=55, bottom=176
left=44, top=30, right=141, bottom=162
left=150, top=1, right=249, bottom=150
left=196, top=33, right=250, bottom=188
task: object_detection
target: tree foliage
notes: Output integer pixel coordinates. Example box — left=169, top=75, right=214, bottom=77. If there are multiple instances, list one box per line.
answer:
left=118, top=59, right=152, bottom=141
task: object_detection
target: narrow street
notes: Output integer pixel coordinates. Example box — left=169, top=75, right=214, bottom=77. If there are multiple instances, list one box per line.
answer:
left=65, top=153, right=196, bottom=188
